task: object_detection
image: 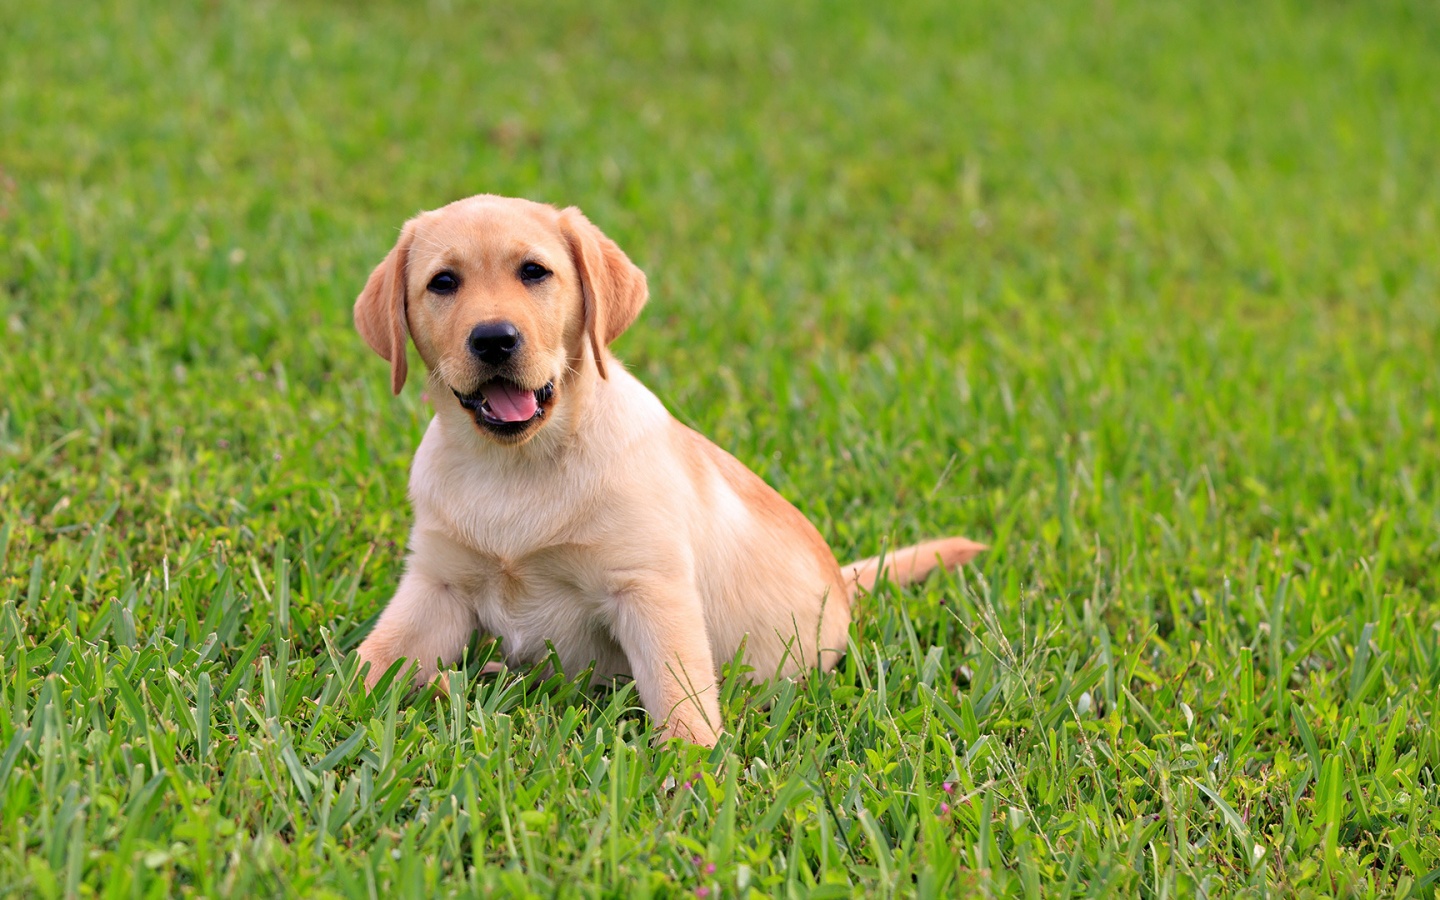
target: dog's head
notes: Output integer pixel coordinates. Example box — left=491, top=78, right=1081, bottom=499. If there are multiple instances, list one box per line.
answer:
left=354, top=195, right=647, bottom=444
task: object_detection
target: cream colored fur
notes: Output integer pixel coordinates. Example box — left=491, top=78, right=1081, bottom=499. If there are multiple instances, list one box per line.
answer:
left=353, top=194, right=985, bottom=746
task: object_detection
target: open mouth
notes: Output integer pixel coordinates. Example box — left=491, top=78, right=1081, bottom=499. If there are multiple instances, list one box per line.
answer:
left=453, top=379, right=555, bottom=438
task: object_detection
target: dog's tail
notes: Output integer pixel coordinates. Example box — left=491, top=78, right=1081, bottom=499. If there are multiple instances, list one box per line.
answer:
left=843, top=537, right=987, bottom=595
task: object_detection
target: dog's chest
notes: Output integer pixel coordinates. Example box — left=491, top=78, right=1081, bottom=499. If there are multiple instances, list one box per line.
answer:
left=411, top=427, right=621, bottom=666
left=430, top=515, right=618, bottom=668
left=447, top=481, right=576, bottom=559
left=466, top=548, right=621, bottom=670
left=414, top=427, right=599, bottom=556
left=422, top=474, right=605, bottom=599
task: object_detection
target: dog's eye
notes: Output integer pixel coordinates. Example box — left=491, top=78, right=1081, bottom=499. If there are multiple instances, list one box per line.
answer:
left=427, top=271, right=460, bottom=295
left=518, top=262, right=551, bottom=283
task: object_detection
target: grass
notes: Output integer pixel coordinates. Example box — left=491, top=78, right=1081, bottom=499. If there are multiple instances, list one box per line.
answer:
left=2, top=0, right=1439, bottom=894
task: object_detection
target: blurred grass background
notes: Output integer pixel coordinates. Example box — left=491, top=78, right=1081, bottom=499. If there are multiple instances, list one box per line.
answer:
left=2, top=0, right=1439, bottom=895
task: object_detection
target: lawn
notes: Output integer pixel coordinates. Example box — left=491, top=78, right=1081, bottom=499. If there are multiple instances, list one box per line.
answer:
left=2, top=0, right=1439, bottom=895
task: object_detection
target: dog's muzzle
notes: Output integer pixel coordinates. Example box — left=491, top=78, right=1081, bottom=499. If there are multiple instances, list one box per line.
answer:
left=453, top=379, right=555, bottom=438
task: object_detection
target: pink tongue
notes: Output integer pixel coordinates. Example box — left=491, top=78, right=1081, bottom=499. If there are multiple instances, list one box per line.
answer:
left=480, top=381, right=538, bottom=422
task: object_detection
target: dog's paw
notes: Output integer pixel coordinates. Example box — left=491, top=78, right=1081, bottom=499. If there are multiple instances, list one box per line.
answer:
left=658, top=716, right=723, bottom=748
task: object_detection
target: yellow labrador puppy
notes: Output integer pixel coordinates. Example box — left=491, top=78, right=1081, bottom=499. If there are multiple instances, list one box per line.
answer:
left=353, top=194, right=984, bottom=745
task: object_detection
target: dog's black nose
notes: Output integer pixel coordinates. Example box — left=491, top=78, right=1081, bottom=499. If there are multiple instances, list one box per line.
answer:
left=468, top=321, right=521, bottom=364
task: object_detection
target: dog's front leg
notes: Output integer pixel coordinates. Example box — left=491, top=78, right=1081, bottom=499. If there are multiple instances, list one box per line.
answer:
left=611, top=584, right=723, bottom=746
left=356, top=569, right=477, bottom=690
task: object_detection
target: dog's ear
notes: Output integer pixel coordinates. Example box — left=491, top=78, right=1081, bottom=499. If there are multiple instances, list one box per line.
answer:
left=354, top=223, right=415, bottom=395
left=560, top=207, right=648, bottom=379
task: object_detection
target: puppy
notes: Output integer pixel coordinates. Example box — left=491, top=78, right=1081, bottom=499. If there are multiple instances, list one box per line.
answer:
left=353, top=195, right=985, bottom=745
